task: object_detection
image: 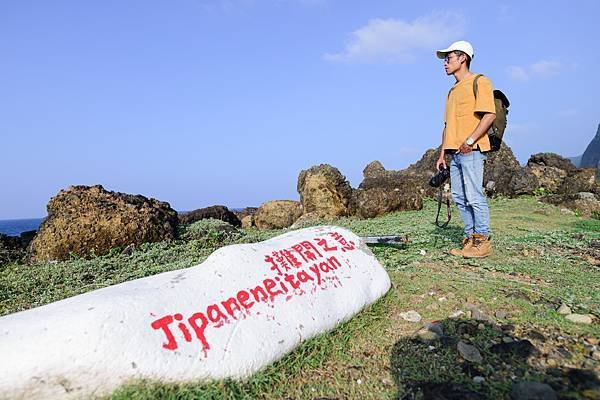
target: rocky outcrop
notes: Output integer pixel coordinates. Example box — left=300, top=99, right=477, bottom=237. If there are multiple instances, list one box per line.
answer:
left=254, top=200, right=302, bottom=230
left=526, top=153, right=599, bottom=195
left=0, top=234, right=26, bottom=266
left=297, top=164, right=353, bottom=218
left=581, top=123, right=600, bottom=168
left=234, top=207, right=258, bottom=229
left=558, top=168, right=599, bottom=194
left=350, top=187, right=423, bottom=219
left=27, top=185, right=178, bottom=263
left=484, top=144, right=538, bottom=196
left=540, top=192, right=600, bottom=217
left=527, top=153, right=574, bottom=192
left=179, top=205, right=241, bottom=227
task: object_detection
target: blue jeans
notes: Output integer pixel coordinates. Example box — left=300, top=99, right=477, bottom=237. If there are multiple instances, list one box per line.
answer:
left=450, top=151, right=490, bottom=238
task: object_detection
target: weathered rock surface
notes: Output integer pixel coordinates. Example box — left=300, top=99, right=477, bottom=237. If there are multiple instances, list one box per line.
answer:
left=540, top=192, right=600, bottom=217
left=297, top=164, right=353, bottom=218
left=27, top=185, right=178, bottom=263
left=350, top=187, right=423, bottom=219
left=558, top=168, right=599, bottom=194
left=179, top=205, right=241, bottom=227
left=254, top=200, right=302, bottom=230
left=484, top=144, right=538, bottom=196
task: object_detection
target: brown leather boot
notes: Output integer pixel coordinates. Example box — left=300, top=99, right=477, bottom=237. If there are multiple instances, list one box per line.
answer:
left=462, top=234, right=492, bottom=258
left=449, top=236, right=472, bottom=256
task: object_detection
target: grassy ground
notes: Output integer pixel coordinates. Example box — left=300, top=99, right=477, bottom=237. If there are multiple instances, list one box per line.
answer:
left=1, top=196, right=599, bottom=399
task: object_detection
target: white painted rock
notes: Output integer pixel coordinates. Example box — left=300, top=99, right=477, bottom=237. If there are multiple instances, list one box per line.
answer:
left=0, top=226, right=390, bottom=399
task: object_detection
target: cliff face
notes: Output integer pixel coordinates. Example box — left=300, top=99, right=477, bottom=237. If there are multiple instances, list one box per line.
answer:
left=580, top=123, right=600, bottom=168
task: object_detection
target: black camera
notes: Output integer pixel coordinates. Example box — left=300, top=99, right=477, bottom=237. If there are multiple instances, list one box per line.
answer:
left=429, top=167, right=450, bottom=188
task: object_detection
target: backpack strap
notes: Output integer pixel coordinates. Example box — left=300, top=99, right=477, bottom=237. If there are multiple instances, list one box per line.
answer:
left=472, top=74, right=484, bottom=99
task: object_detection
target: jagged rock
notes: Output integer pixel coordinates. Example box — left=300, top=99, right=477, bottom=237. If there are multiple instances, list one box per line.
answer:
left=484, top=143, right=538, bottom=196
left=558, top=168, right=599, bottom=194
left=254, top=200, right=302, bottom=230
left=540, top=192, right=600, bottom=217
left=297, top=164, right=353, bottom=218
left=528, top=152, right=576, bottom=172
left=0, top=233, right=26, bottom=265
left=581, top=123, right=600, bottom=168
left=27, top=185, right=178, bottom=263
left=349, top=187, right=423, bottom=218
left=179, top=205, right=241, bottom=227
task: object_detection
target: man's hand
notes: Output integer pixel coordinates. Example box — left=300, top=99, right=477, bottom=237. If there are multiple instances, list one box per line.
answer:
left=457, top=143, right=473, bottom=154
left=436, top=154, right=447, bottom=171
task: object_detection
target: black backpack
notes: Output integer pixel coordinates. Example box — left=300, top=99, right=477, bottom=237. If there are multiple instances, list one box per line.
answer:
left=473, top=74, right=510, bottom=152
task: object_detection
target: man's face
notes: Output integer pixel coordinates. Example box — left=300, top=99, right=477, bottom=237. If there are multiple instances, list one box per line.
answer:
left=443, top=52, right=463, bottom=75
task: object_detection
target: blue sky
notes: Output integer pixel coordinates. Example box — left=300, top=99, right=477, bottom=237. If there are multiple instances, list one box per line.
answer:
left=1, top=0, right=599, bottom=219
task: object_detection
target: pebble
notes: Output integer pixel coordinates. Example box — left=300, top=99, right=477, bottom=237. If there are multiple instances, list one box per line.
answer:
left=399, top=310, right=422, bottom=323
left=557, top=303, right=572, bottom=315
left=592, top=351, right=600, bottom=361
left=565, top=314, right=592, bottom=324
left=356, top=379, right=362, bottom=384
left=502, top=336, right=515, bottom=343
left=495, top=310, right=508, bottom=320
left=457, top=341, right=483, bottom=363
left=449, top=310, right=464, bottom=319
left=426, top=322, right=444, bottom=336
left=419, top=249, right=427, bottom=256
left=473, top=376, right=485, bottom=384
left=477, top=323, right=485, bottom=331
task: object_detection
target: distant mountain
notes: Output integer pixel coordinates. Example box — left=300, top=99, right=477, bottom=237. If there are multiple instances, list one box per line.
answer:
left=568, top=154, right=582, bottom=168
left=580, top=123, right=600, bottom=168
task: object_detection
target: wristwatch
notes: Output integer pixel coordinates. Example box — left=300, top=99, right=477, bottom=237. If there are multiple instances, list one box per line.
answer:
left=465, top=137, right=474, bottom=146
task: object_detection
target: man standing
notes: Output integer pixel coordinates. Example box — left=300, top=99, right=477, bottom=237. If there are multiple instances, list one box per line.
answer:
left=435, top=40, right=496, bottom=258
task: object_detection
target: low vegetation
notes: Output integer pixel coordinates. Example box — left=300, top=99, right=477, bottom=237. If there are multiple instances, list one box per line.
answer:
left=1, top=197, right=598, bottom=399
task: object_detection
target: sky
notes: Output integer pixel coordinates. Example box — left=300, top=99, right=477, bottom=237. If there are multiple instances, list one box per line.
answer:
left=1, top=0, right=599, bottom=219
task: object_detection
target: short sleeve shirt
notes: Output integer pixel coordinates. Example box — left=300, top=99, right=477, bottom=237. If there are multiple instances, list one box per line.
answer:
left=443, top=74, right=496, bottom=152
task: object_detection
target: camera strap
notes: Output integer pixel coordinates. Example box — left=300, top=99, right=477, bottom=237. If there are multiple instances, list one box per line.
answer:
left=435, top=188, right=451, bottom=228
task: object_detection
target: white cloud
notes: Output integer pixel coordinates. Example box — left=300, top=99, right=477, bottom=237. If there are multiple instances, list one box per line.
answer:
left=324, top=11, right=466, bottom=64
left=507, top=60, right=564, bottom=82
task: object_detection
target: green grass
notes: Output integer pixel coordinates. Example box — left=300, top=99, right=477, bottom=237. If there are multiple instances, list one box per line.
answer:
left=1, top=196, right=598, bottom=399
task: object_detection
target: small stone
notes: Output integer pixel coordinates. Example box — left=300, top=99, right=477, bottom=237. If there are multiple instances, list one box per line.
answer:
left=417, top=329, right=441, bottom=342
left=420, top=249, right=427, bottom=256
left=356, top=379, right=362, bottom=384
left=592, top=351, right=600, bottom=361
left=473, top=376, right=485, bottom=384
left=495, top=310, right=508, bottom=320
left=503, top=336, right=515, bottom=343
left=426, top=322, right=444, bottom=336
left=565, top=314, right=592, bottom=324
left=457, top=341, right=483, bottom=363
left=428, top=345, right=436, bottom=351
left=557, top=303, right=572, bottom=315
left=381, top=378, right=393, bottom=386
left=478, top=323, right=485, bottom=331
left=438, top=297, right=447, bottom=302
left=586, top=337, right=599, bottom=346
left=449, top=310, right=464, bottom=319
left=399, top=310, right=422, bottom=323
left=510, top=381, right=557, bottom=400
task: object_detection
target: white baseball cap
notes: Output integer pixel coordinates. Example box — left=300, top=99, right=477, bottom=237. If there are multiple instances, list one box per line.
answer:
left=436, top=40, right=474, bottom=59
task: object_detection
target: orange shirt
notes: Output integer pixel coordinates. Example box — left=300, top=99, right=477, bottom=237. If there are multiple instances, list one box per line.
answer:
left=443, top=73, right=496, bottom=152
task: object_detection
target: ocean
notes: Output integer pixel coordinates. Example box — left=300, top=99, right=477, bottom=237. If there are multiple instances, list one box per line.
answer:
left=0, top=218, right=44, bottom=237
